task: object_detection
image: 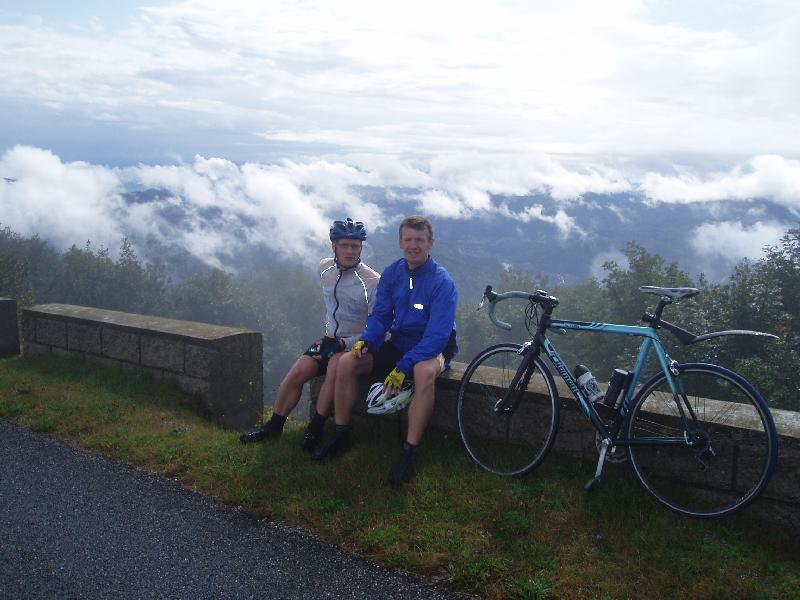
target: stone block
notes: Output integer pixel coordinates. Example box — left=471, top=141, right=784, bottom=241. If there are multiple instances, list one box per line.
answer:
left=37, top=318, right=67, bottom=347
left=185, top=344, right=220, bottom=378
left=0, top=298, right=20, bottom=357
left=162, top=372, right=212, bottom=397
left=763, top=436, right=800, bottom=504
left=90, top=356, right=125, bottom=371
left=141, top=335, right=184, bottom=373
left=52, top=347, right=82, bottom=360
left=102, top=327, right=139, bottom=363
left=68, top=322, right=102, bottom=355
left=21, top=313, right=36, bottom=344
left=214, top=333, right=263, bottom=429
left=22, top=341, right=50, bottom=357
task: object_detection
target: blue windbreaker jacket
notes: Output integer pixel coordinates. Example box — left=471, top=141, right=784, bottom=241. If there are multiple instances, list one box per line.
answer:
left=360, top=256, right=458, bottom=376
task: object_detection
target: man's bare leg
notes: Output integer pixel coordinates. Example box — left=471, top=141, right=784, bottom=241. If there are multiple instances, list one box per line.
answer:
left=388, top=356, right=443, bottom=484
left=301, top=353, right=342, bottom=451
left=312, top=351, right=374, bottom=459
left=240, top=355, right=319, bottom=443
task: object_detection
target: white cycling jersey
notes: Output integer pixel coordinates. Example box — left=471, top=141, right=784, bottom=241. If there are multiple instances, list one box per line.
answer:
left=319, top=258, right=380, bottom=351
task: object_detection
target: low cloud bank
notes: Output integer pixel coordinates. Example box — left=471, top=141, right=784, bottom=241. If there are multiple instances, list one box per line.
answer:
left=1, top=145, right=798, bottom=270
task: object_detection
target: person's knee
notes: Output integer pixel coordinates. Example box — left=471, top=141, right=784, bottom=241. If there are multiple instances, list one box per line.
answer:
left=413, top=360, right=439, bottom=390
left=336, top=353, right=359, bottom=378
left=282, top=357, right=318, bottom=386
left=284, top=367, right=312, bottom=388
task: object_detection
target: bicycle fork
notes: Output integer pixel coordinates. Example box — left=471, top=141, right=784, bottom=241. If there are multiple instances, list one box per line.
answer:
left=493, top=342, right=537, bottom=414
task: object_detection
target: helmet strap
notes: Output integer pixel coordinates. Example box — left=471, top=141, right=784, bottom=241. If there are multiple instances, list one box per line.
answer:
left=334, top=256, right=361, bottom=270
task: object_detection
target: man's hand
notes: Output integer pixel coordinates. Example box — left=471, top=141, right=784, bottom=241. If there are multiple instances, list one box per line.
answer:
left=351, top=340, right=369, bottom=358
left=383, top=368, right=406, bottom=397
left=319, top=337, right=344, bottom=360
left=305, top=339, right=323, bottom=360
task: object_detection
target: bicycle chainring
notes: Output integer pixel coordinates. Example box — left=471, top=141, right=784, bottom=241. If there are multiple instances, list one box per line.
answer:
left=595, top=430, right=627, bottom=464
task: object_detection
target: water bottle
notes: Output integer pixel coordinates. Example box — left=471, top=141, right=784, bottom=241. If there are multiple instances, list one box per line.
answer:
left=574, top=364, right=603, bottom=404
left=603, top=369, right=629, bottom=408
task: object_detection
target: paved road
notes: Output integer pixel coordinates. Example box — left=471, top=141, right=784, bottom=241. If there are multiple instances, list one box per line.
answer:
left=0, top=419, right=471, bottom=599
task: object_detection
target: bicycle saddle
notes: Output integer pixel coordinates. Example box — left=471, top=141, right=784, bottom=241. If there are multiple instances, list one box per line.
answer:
left=638, top=286, right=699, bottom=300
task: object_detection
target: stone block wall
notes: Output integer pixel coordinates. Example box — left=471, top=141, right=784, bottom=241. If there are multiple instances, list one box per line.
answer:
left=0, top=298, right=20, bottom=358
left=21, top=304, right=263, bottom=429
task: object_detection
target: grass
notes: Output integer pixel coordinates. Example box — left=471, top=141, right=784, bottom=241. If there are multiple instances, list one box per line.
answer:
left=1, top=354, right=799, bottom=599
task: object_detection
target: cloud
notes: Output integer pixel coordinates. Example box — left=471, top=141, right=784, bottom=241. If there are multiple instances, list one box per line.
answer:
left=1, top=1, right=798, bottom=164
left=0, top=145, right=125, bottom=251
left=123, top=156, right=387, bottom=265
left=1, top=146, right=387, bottom=269
left=416, top=190, right=466, bottom=219
left=590, top=249, right=628, bottom=279
left=514, top=205, right=585, bottom=240
left=639, top=155, right=800, bottom=210
left=2, top=145, right=798, bottom=274
left=690, top=220, right=787, bottom=264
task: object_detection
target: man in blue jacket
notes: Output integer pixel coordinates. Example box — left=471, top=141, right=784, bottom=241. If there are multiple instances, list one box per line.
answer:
left=313, top=215, right=458, bottom=485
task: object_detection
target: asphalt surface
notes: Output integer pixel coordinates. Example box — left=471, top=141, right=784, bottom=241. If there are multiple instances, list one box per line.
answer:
left=0, top=419, right=472, bottom=599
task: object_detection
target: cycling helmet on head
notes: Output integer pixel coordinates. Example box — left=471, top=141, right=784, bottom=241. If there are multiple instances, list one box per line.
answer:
left=330, top=218, right=367, bottom=242
left=366, top=381, right=414, bottom=415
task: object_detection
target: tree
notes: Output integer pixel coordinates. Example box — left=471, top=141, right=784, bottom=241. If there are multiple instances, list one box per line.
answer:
left=168, top=268, right=237, bottom=326
left=0, top=250, right=31, bottom=305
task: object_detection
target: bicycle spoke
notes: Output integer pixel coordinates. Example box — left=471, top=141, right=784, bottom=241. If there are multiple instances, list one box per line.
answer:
left=627, top=364, right=777, bottom=518
left=457, top=344, right=559, bottom=477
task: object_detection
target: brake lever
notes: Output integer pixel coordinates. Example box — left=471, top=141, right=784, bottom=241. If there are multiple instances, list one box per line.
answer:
left=477, top=296, right=486, bottom=311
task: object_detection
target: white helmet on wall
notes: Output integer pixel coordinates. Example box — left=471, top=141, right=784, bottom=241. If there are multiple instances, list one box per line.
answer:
left=366, top=381, right=414, bottom=415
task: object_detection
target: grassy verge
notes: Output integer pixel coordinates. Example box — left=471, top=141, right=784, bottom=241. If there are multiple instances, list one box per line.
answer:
left=1, top=354, right=798, bottom=599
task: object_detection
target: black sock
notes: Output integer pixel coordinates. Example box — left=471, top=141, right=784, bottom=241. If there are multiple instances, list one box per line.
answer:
left=308, top=412, right=327, bottom=433
left=402, top=441, right=418, bottom=454
left=334, top=423, right=351, bottom=434
left=268, top=413, right=288, bottom=428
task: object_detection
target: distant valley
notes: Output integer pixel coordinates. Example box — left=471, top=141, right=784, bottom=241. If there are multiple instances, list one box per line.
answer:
left=122, top=188, right=799, bottom=299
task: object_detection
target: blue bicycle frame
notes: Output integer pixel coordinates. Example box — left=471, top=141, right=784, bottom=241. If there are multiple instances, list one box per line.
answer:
left=484, top=288, right=712, bottom=458
left=540, top=318, right=684, bottom=441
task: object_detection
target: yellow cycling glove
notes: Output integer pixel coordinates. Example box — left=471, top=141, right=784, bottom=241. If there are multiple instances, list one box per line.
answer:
left=351, top=340, right=367, bottom=356
left=384, top=368, right=406, bottom=389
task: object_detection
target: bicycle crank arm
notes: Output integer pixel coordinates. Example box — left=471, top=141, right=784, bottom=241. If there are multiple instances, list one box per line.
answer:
left=585, top=438, right=612, bottom=491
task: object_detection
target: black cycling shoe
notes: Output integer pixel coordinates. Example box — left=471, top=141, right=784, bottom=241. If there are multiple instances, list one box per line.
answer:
left=388, top=446, right=416, bottom=485
left=239, top=420, right=283, bottom=444
left=312, top=427, right=351, bottom=461
left=301, top=425, right=324, bottom=451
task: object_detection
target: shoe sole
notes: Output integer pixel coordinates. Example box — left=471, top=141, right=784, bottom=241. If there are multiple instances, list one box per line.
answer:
left=312, top=440, right=351, bottom=461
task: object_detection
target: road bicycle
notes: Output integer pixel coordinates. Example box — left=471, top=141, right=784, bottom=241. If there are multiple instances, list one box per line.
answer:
left=457, top=285, right=779, bottom=518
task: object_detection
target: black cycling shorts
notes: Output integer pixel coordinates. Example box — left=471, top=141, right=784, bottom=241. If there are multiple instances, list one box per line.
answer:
left=302, top=338, right=342, bottom=376
left=369, top=343, right=405, bottom=380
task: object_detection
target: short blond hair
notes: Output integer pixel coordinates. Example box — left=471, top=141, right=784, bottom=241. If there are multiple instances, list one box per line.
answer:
left=398, top=215, right=434, bottom=240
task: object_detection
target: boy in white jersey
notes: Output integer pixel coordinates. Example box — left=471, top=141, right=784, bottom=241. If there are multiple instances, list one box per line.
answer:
left=240, top=218, right=380, bottom=449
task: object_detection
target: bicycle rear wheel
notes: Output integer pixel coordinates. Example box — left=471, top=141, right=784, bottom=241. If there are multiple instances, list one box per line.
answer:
left=457, top=343, right=560, bottom=476
left=626, top=363, right=778, bottom=518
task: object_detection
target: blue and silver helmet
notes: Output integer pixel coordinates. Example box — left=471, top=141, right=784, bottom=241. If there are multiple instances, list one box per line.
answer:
left=329, top=218, right=367, bottom=242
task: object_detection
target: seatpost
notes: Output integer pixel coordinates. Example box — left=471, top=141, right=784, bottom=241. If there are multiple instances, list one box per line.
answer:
left=643, top=296, right=672, bottom=327
left=653, top=296, right=672, bottom=323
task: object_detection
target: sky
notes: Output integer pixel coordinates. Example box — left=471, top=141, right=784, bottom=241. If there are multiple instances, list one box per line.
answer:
left=1, top=0, right=799, bottom=271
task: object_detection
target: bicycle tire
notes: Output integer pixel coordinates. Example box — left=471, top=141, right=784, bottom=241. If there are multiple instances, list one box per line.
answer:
left=626, top=363, right=778, bottom=518
left=457, top=343, right=560, bottom=476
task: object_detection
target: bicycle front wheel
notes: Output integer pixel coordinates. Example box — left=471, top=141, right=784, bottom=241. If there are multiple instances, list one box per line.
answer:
left=457, top=343, right=560, bottom=476
left=626, top=363, right=778, bottom=518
